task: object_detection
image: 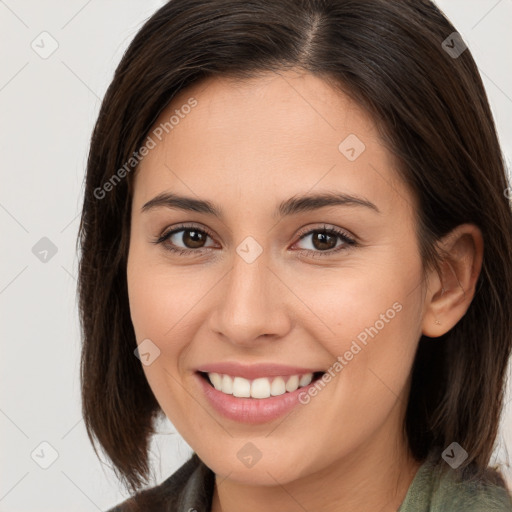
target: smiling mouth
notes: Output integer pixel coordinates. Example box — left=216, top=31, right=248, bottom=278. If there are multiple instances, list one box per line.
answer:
left=198, top=370, right=325, bottom=399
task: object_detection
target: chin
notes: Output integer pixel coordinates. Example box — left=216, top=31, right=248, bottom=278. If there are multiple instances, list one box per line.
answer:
left=198, top=442, right=316, bottom=486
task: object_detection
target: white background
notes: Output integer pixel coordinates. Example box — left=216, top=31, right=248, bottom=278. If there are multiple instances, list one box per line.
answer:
left=1, top=1, right=511, bottom=510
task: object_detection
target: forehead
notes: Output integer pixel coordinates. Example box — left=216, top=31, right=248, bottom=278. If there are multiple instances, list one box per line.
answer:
left=152, top=70, right=377, bottom=152
left=132, top=70, right=414, bottom=219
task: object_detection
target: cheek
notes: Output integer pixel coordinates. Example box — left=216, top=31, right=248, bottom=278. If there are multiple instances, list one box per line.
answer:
left=126, top=248, right=209, bottom=343
left=126, top=249, right=218, bottom=404
left=289, top=249, right=423, bottom=390
left=291, top=254, right=420, bottom=337
left=126, top=253, right=202, bottom=426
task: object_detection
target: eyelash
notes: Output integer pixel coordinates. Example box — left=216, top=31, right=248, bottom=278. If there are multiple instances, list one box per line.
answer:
left=152, top=223, right=357, bottom=258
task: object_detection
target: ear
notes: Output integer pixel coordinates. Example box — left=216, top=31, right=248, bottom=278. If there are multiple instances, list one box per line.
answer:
left=421, top=223, right=483, bottom=338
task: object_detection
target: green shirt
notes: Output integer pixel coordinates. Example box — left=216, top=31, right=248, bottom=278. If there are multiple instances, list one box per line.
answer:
left=108, top=451, right=512, bottom=511
left=398, top=450, right=512, bottom=511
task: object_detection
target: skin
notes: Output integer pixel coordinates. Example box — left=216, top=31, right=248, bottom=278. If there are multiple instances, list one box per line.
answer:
left=126, top=69, right=483, bottom=512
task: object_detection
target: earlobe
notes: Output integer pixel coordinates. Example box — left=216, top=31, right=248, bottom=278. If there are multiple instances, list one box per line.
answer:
left=421, top=224, right=483, bottom=338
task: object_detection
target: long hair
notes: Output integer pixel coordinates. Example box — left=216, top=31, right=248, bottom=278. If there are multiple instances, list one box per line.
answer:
left=77, top=0, right=512, bottom=493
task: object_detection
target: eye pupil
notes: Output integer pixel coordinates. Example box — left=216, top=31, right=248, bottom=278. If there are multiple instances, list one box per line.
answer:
left=313, top=231, right=337, bottom=250
left=183, top=229, right=206, bottom=248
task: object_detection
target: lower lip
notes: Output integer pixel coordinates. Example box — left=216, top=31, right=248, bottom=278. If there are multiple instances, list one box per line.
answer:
left=196, top=373, right=317, bottom=424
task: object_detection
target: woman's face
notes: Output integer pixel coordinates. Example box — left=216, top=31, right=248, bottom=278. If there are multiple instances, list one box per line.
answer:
left=127, top=70, right=428, bottom=485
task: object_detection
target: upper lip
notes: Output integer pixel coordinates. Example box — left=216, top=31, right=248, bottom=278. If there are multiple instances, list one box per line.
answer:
left=196, top=362, right=324, bottom=380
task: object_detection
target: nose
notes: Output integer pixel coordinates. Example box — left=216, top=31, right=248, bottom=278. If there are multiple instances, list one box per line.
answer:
left=208, top=244, right=293, bottom=347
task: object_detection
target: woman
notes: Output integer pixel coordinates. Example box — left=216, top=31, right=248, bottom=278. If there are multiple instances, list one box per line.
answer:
left=77, top=0, right=512, bottom=510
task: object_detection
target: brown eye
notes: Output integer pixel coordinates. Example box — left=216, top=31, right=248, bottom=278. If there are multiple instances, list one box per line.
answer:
left=155, top=224, right=217, bottom=255
left=310, top=231, right=338, bottom=251
left=294, top=226, right=356, bottom=256
left=179, top=229, right=208, bottom=249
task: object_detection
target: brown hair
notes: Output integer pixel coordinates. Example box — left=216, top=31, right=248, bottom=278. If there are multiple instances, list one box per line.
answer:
left=77, top=0, right=512, bottom=494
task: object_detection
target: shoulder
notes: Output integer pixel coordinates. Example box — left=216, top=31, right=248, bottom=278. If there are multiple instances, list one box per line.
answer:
left=400, top=450, right=512, bottom=512
left=105, top=453, right=214, bottom=512
left=432, top=466, right=512, bottom=511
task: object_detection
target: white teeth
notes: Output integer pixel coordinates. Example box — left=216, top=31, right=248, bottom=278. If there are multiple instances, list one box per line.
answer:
left=299, top=373, right=312, bottom=387
left=207, top=372, right=315, bottom=399
left=232, top=377, right=251, bottom=397
left=285, top=375, right=299, bottom=393
left=221, top=374, right=233, bottom=394
left=251, top=378, right=271, bottom=399
left=209, top=372, right=222, bottom=391
left=270, top=376, right=286, bottom=396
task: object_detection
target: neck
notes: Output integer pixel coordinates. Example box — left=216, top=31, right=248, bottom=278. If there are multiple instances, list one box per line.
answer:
left=211, top=420, right=421, bottom=512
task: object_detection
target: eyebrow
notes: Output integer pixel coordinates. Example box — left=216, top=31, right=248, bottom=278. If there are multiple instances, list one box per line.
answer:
left=141, top=190, right=380, bottom=218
